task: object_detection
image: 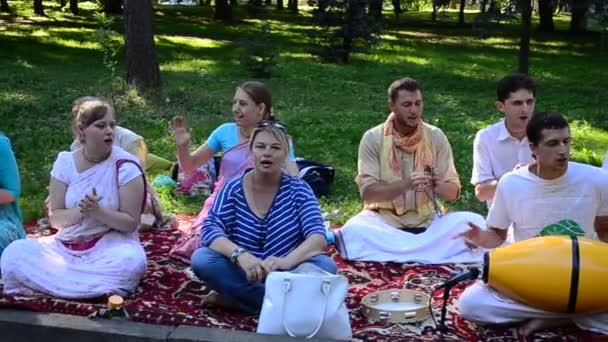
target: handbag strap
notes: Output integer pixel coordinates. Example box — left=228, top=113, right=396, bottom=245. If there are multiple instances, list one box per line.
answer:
left=281, top=278, right=332, bottom=338
left=116, top=159, right=148, bottom=214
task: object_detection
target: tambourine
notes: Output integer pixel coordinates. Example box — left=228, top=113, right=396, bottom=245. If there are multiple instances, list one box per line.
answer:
left=361, top=289, right=430, bottom=324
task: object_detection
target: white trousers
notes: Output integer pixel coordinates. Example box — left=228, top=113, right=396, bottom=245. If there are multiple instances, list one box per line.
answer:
left=457, top=282, right=608, bottom=334
left=335, top=210, right=485, bottom=264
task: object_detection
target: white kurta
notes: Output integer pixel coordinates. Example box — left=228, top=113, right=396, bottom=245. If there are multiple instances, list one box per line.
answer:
left=0, top=146, right=147, bottom=298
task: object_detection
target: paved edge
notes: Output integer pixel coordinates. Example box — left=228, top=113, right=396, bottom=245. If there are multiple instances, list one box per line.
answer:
left=0, top=309, right=336, bottom=342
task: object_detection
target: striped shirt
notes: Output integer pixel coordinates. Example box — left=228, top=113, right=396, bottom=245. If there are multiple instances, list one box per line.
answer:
left=201, top=170, right=326, bottom=259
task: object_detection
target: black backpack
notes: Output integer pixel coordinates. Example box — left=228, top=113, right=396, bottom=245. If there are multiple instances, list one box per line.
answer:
left=296, top=158, right=335, bottom=198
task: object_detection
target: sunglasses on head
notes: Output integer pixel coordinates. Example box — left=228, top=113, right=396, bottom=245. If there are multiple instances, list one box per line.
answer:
left=256, top=120, right=288, bottom=132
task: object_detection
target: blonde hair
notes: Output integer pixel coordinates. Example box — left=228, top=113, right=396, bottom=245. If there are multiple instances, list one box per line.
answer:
left=71, top=96, right=114, bottom=142
left=249, top=125, right=290, bottom=156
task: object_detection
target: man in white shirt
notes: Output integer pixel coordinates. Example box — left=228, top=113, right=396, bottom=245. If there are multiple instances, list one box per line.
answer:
left=471, top=74, right=536, bottom=208
left=457, top=112, right=608, bottom=338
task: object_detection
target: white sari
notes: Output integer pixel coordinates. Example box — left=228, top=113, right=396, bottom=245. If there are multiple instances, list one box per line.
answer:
left=0, top=146, right=147, bottom=298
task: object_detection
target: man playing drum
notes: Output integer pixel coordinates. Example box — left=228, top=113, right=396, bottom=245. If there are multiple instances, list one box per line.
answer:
left=457, top=112, right=608, bottom=337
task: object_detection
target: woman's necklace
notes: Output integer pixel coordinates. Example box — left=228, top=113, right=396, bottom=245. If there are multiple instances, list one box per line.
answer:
left=239, top=127, right=251, bottom=140
left=82, top=148, right=110, bottom=163
left=248, top=172, right=269, bottom=217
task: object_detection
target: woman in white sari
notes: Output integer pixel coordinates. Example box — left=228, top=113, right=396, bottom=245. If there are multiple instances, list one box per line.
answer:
left=1, top=99, right=147, bottom=299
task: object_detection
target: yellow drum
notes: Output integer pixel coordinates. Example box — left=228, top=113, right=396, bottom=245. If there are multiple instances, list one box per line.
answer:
left=483, top=236, right=608, bottom=314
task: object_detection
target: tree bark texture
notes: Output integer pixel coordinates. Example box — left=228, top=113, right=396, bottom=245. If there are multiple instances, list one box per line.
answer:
left=124, top=0, right=161, bottom=90
left=538, top=0, right=554, bottom=32
left=458, top=0, right=466, bottom=25
left=288, top=0, right=297, bottom=13
left=368, top=0, right=383, bottom=20
left=518, top=0, right=532, bottom=74
left=1, top=0, right=10, bottom=13
left=34, top=0, right=45, bottom=15
left=70, top=0, right=79, bottom=15
left=570, top=0, right=591, bottom=33
left=215, top=0, right=232, bottom=20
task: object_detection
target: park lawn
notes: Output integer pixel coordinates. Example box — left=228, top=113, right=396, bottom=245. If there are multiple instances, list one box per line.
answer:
left=1, top=1, right=607, bottom=223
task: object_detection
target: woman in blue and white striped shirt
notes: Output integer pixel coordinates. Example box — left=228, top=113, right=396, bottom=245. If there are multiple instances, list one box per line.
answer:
left=191, top=122, right=337, bottom=314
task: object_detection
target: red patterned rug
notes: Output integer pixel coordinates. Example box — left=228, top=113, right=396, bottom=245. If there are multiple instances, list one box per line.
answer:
left=0, top=216, right=600, bottom=341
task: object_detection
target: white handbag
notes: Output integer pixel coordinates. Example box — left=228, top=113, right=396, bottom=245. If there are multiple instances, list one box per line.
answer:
left=256, top=262, right=352, bottom=340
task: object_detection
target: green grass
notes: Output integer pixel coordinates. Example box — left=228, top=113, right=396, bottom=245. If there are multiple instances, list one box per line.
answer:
left=2, top=1, right=607, bottom=224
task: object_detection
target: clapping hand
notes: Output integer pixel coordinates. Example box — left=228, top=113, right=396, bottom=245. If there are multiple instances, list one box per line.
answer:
left=171, top=115, right=192, bottom=147
left=78, top=187, right=102, bottom=217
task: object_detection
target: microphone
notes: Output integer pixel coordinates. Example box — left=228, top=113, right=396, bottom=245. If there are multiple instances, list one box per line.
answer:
left=436, top=267, right=480, bottom=290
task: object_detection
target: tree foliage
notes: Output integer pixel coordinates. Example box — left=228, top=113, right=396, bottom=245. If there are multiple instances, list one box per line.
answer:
left=240, top=22, right=278, bottom=78
left=310, top=0, right=381, bottom=64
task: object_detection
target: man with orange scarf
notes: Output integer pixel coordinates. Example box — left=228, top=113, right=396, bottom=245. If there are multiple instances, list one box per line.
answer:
left=334, top=77, right=486, bottom=264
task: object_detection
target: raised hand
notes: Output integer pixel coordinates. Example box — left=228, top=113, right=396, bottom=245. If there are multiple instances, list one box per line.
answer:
left=171, top=115, right=192, bottom=147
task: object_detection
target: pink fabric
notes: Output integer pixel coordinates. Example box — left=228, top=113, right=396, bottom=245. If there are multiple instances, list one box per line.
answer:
left=169, top=141, right=252, bottom=263
left=61, top=235, right=103, bottom=251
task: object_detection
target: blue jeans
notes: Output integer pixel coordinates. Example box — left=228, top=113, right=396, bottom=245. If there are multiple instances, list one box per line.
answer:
left=191, top=247, right=338, bottom=314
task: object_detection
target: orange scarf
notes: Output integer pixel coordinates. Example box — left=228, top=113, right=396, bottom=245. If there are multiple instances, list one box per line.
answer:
left=365, top=113, right=435, bottom=219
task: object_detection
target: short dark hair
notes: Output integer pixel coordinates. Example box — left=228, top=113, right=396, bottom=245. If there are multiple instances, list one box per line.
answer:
left=388, top=77, right=422, bottom=103
left=497, top=73, right=536, bottom=102
left=526, top=112, right=569, bottom=145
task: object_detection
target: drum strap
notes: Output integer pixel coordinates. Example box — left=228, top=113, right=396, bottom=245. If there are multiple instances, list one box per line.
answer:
left=567, top=236, right=580, bottom=313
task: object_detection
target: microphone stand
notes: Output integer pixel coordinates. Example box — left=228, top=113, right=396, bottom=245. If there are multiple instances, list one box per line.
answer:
left=436, top=285, right=451, bottom=334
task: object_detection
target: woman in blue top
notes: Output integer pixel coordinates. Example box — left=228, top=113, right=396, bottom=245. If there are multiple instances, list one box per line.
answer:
left=0, top=133, right=26, bottom=257
left=170, top=81, right=299, bottom=263
left=191, top=123, right=337, bottom=314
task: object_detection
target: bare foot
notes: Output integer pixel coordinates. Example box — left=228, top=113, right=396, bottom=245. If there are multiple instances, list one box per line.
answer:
left=518, top=318, right=573, bottom=340
left=202, top=291, right=238, bottom=311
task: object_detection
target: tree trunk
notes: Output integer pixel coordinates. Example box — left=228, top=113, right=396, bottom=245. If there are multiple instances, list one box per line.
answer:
left=570, top=0, right=590, bottom=33
left=288, top=0, right=297, bottom=13
left=60, top=0, right=67, bottom=9
left=205, top=0, right=211, bottom=5
left=70, top=0, right=79, bottom=15
left=538, top=0, right=554, bottom=32
left=368, top=0, right=383, bottom=20
left=1, top=0, right=10, bottom=13
left=488, top=0, right=497, bottom=13
left=518, top=0, right=532, bottom=74
left=277, top=0, right=283, bottom=9
left=392, top=0, right=401, bottom=21
left=432, top=4, right=437, bottom=21
left=318, top=0, right=329, bottom=14
left=265, top=0, right=271, bottom=5
left=458, top=0, right=466, bottom=25
left=103, top=0, right=122, bottom=14
left=34, top=0, right=45, bottom=15
left=124, top=0, right=161, bottom=90
left=229, top=0, right=237, bottom=6
left=480, top=0, right=488, bottom=12
left=215, top=0, right=232, bottom=20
